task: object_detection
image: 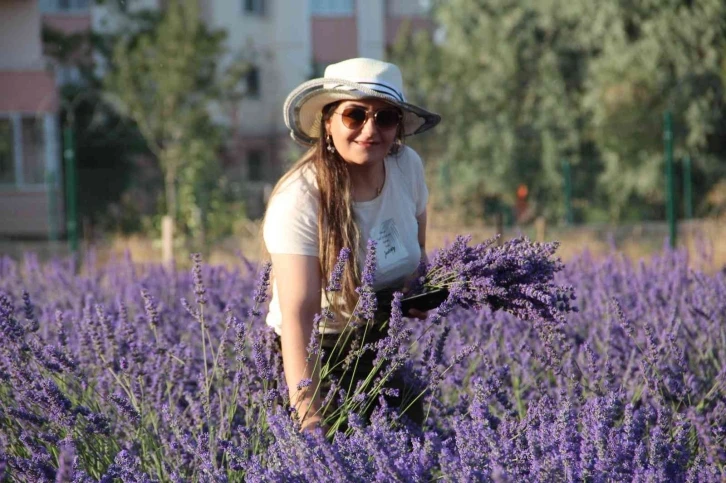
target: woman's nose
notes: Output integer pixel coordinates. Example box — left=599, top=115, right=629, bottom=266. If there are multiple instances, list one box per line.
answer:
left=360, top=114, right=379, bottom=136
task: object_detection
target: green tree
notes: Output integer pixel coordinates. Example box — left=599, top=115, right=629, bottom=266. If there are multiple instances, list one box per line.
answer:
left=43, top=25, right=148, bottom=234
left=583, top=0, right=726, bottom=220
left=104, top=0, right=248, bottom=253
left=393, top=0, right=594, bottom=222
left=391, top=0, right=726, bottom=223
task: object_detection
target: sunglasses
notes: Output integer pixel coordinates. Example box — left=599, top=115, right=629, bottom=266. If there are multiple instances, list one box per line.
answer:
left=335, top=106, right=402, bottom=131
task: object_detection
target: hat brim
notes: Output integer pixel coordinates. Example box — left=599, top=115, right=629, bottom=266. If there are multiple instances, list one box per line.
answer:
left=284, top=78, right=441, bottom=146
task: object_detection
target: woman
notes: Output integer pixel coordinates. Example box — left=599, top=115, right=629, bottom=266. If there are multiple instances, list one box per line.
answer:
left=262, top=58, right=441, bottom=432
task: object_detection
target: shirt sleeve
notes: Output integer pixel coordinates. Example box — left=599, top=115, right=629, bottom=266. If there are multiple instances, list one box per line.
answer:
left=408, top=147, right=429, bottom=217
left=263, top=182, right=319, bottom=256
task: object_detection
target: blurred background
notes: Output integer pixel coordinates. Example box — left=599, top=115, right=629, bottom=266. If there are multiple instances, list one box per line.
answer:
left=0, top=0, right=724, bottom=267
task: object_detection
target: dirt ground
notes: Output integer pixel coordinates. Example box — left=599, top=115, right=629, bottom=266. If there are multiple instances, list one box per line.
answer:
left=1, top=217, right=724, bottom=273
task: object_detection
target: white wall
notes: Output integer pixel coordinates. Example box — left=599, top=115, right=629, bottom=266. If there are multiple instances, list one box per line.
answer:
left=0, top=0, right=44, bottom=70
left=208, top=0, right=312, bottom=134
left=270, top=0, right=312, bottom=130
left=356, top=0, right=385, bottom=60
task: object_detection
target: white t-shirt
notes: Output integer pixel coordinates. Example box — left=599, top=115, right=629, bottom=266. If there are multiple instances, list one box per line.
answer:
left=263, top=145, right=429, bottom=335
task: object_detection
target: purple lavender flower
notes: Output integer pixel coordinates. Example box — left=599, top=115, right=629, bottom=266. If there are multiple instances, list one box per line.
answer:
left=190, top=253, right=208, bottom=306
left=249, top=261, right=272, bottom=317
left=0, top=237, right=723, bottom=481
left=326, top=247, right=351, bottom=292
left=353, top=240, right=378, bottom=322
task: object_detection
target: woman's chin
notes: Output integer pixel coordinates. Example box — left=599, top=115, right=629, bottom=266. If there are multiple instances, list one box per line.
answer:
left=342, top=148, right=388, bottom=165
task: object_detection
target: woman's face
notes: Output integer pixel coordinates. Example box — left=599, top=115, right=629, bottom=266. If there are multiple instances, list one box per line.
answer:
left=324, top=98, right=401, bottom=166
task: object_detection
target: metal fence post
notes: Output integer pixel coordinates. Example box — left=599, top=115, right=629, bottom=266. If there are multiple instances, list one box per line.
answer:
left=664, top=110, right=676, bottom=248
left=63, top=124, right=78, bottom=253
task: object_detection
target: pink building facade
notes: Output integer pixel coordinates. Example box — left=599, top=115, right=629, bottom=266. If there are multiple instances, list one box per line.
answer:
left=0, top=0, right=90, bottom=237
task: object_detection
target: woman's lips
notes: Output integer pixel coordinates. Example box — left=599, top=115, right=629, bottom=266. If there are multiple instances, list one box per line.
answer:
left=355, top=141, right=378, bottom=147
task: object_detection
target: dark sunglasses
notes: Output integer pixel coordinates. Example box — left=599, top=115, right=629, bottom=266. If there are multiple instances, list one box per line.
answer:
left=335, top=106, right=402, bottom=131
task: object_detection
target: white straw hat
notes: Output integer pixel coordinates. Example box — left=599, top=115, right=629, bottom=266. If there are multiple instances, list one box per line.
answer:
left=283, top=58, right=441, bottom=146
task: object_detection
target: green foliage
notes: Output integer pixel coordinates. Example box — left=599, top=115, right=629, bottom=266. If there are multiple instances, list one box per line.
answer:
left=42, top=26, right=148, bottom=233
left=104, top=0, right=250, bottom=244
left=391, top=0, right=726, bottom=223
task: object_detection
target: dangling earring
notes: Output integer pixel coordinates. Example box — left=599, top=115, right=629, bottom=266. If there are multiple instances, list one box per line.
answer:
left=326, top=134, right=336, bottom=154
left=389, top=138, right=403, bottom=155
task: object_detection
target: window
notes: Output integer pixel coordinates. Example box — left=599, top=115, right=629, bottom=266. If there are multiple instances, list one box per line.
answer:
left=246, top=66, right=260, bottom=99
left=22, top=118, right=46, bottom=185
left=386, top=0, right=430, bottom=16
left=311, top=0, right=354, bottom=16
left=0, top=120, right=14, bottom=185
left=40, top=0, right=89, bottom=13
left=56, top=65, right=82, bottom=86
left=243, top=0, right=265, bottom=15
left=247, top=150, right=264, bottom=181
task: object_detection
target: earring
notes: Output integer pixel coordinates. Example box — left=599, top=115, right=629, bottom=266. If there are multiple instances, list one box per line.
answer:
left=388, top=139, right=403, bottom=155
left=326, top=134, right=336, bottom=154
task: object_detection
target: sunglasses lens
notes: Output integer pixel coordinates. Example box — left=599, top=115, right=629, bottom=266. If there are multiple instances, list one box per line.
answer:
left=341, top=107, right=367, bottom=129
left=374, top=109, right=401, bottom=129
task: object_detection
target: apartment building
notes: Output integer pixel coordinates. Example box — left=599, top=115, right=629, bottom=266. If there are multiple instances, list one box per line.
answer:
left=0, top=0, right=73, bottom=237
left=0, top=0, right=431, bottom=237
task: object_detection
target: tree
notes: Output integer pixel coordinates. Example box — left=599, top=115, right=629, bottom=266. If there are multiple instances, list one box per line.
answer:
left=391, top=0, right=726, bottom=223
left=104, top=0, right=249, bottom=256
left=583, top=0, right=726, bottom=220
left=43, top=22, right=149, bottom=235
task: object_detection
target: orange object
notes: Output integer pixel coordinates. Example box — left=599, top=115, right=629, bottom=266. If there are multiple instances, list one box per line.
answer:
left=517, top=184, right=528, bottom=200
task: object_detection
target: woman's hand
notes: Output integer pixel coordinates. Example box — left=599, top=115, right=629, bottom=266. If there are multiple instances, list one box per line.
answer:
left=299, top=414, right=325, bottom=433
left=401, top=270, right=429, bottom=320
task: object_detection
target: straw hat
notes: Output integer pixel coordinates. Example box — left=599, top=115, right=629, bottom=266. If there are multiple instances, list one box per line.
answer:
left=283, top=58, right=441, bottom=146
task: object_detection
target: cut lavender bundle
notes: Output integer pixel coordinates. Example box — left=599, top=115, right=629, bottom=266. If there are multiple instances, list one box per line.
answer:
left=421, top=235, right=575, bottom=321
left=410, top=235, right=577, bottom=366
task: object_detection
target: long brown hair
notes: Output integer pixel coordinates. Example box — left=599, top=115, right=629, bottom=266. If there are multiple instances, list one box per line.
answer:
left=263, top=101, right=404, bottom=315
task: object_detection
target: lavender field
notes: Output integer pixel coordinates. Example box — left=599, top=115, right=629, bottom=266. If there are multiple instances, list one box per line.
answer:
left=0, top=240, right=724, bottom=482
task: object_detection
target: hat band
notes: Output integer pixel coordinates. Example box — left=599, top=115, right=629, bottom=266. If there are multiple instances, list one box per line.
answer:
left=325, top=79, right=406, bottom=103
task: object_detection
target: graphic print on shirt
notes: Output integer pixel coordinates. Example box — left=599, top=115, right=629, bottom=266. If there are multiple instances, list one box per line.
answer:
left=370, top=218, right=409, bottom=275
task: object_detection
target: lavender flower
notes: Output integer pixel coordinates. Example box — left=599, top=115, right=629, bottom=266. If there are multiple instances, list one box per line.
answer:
left=190, top=253, right=207, bottom=306
left=249, top=261, right=272, bottom=317
left=0, top=239, right=722, bottom=481
left=326, top=247, right=351, bottom=292
left=353, top=239, right=378, bottom=322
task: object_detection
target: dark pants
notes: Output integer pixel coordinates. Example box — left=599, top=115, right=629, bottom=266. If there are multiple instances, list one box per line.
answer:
left=274, top=308, right=425, bottom=432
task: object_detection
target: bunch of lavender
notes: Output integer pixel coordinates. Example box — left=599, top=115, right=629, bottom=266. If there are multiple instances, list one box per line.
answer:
left=411, top=235, right=576, bottom=366
left=419, top=235, right=575, bottom=319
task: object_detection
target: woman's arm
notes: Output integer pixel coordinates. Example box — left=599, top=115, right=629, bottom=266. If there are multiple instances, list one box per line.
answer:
left=269, top=253, right=324, bottom=431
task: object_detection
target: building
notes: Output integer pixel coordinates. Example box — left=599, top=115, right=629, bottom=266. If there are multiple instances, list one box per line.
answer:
left=0, top=0, right=432, bottom=237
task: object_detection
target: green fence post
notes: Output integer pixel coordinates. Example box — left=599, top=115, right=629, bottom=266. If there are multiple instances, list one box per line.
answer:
left=683, top=154, right=693, bottom=219
left=664, top=110, right=676, bottom=248
left=47, top=171, right=58, bottom=241
left=562, top=158, right=574, bottom=225
left=63, top=124, right=78, bottom=254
